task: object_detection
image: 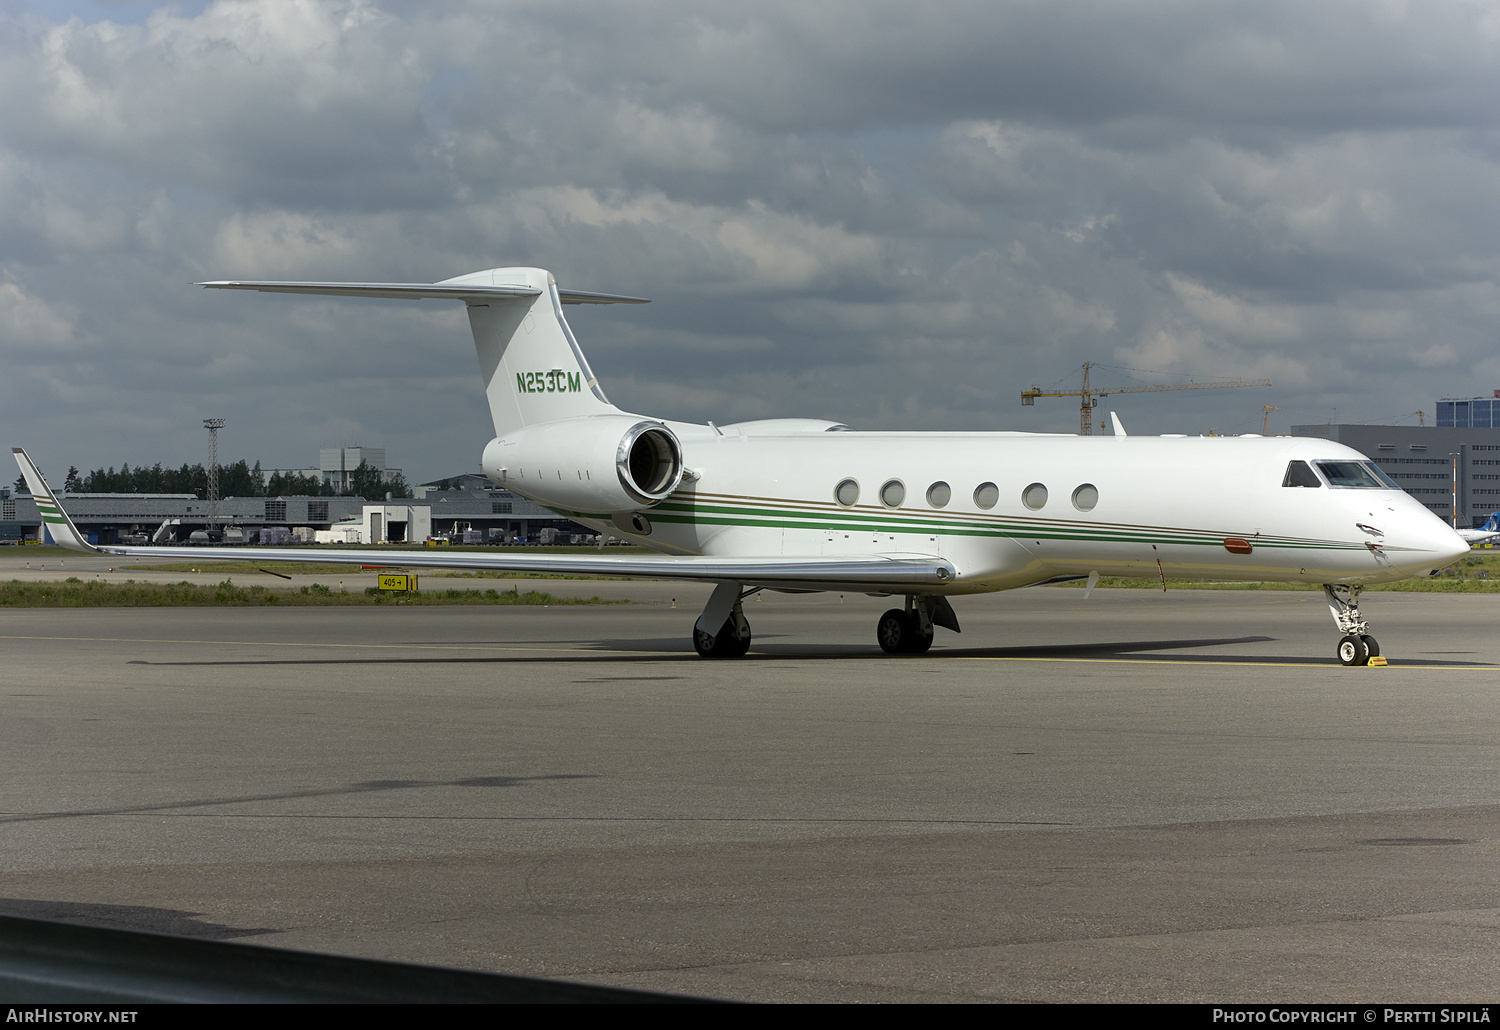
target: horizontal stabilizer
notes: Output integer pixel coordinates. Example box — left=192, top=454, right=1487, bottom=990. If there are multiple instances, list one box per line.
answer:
left=199, top=282, right=649, bottom=305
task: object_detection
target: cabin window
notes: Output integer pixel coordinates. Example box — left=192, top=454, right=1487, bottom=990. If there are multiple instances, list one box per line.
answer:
left=1282, top=460, right=1321, bottom=488
left=1071, top=484, right=1098, bottom=511
left=880, top=479, right=906, bottom=508
left=1022, top=483, right=1048, bottom=510
left=974, top=482, right=999, bottom=509
left=926, top=482, right=951, bottom=508
left=834, top=479, right=860, bottom=506
left=1314, top=461, right=1394, bottom=489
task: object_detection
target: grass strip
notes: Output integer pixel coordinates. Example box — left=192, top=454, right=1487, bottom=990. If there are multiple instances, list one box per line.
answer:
left=0, top=578, right=623, bottom=608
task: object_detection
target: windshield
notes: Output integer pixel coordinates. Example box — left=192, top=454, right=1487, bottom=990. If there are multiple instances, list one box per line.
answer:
left=1314, top=460, right=1398, bottom=489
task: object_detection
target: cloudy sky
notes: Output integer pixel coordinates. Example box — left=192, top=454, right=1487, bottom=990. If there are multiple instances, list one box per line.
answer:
left=3, top=0, right=1498, bottom=483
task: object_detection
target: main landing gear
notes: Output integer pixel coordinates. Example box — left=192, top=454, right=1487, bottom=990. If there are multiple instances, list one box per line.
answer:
left=1324, top=584, right=1380, bottom=667
left=690, top=586, right=961, bottom=658
left=693, top=582, right=755, bottom=658
left=877, top=595, right=959, bottom=655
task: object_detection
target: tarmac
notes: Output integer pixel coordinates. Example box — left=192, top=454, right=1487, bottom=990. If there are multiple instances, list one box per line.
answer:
left=1, top=548, right=1497, bottom=1002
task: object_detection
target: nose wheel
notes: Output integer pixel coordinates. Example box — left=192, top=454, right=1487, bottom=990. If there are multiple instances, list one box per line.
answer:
left=1326, top=585, right=1379, bottom=666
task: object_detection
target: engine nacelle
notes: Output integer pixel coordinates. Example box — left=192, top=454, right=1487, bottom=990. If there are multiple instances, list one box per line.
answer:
left=481, top=415, right=685, bottom=514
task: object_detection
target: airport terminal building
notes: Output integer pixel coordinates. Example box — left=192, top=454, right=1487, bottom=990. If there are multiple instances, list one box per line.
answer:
left=0, top=472, right=587, bottom=546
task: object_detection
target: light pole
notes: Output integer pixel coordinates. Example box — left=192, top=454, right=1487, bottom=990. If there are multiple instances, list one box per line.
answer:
left=1450, top=451, right=1460, bottom=529
left=204, top=418, right=226, bottom=529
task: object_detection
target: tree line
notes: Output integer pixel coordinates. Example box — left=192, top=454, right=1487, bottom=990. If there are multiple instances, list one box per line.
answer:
left=13, top=460, right=410, bottom=501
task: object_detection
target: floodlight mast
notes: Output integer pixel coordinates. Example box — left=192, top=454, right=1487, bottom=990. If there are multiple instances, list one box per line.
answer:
left=203, top=418, right=226, bottom=528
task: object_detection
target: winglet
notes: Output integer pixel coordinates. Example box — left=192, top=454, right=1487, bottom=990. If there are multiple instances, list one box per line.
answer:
left=11, top=448, right=99, bottom=552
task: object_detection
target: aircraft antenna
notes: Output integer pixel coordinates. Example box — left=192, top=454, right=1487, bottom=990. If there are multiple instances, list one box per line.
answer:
left=203, top=418, right=226, bottom=529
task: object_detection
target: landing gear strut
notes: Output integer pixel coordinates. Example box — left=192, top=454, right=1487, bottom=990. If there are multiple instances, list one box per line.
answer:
left=1325, top=584, right=1379, bottom=667
left=876, top=595, right=958, bottom=654
left=692, top=582, right=754, bottom=658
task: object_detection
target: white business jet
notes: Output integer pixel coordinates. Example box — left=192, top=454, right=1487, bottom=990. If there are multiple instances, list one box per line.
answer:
left=13, top=266, right=1470, bottom=666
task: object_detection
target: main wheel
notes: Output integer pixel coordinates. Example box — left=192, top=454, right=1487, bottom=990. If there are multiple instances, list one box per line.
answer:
left=693, top=615, right=752, bottom=658
left=877, top=609, right=908, bottom=654
left=1337, top=633, right=1369, bottom=667
left=1360, top=634, right=1380, bottom=658
left=726, top=612, right=752, bottom=656
left=693, top=625, right=721, bottom=658
left=907, top=616, right=934, bottom=654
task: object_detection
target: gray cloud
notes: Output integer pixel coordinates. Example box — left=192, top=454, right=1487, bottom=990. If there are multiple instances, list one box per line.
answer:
left=1, top=0, right=1498, bottom=478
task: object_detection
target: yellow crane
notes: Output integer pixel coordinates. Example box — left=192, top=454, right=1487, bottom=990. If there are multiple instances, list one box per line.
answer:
left=1021, top=362, right=1273, bottom=436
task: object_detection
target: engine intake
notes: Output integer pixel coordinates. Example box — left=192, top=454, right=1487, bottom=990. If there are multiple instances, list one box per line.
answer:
left=618, top=423, right=684, bottom=505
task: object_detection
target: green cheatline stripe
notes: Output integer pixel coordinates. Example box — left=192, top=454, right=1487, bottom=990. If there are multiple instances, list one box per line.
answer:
left=650, top=500, right=1369, bottom=552
left=660, top=497, right=1248, bottom=540
left=644, top=510, right=1373, bottom=551
left=553, top=502, right=1379, bottom=553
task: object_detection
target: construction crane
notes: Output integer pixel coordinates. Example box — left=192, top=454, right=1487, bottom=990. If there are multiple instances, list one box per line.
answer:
left=1263, top=406, right=1279, bottom=435
left=1021, top=362, right=1273, bottom=436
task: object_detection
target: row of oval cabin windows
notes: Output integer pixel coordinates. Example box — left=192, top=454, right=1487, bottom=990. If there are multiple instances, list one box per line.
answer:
left=834, top=479, right=1099, bottom=512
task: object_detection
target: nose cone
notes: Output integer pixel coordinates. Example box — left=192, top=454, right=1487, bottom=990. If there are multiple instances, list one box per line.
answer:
left=1402, top=515, right=1471, bottom=574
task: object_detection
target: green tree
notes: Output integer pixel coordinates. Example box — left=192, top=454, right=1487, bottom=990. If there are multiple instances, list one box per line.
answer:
left=347, top=460, right=387, bottom=500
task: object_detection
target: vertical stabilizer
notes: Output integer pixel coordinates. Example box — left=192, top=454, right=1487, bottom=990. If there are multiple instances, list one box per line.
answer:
left=449, top=268, right=619, bottom=438
left=11, top=448, right=98, bottom=552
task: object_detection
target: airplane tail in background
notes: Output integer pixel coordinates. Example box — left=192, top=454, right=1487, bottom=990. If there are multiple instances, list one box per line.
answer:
left=199, top=267, right=648, bottom=440
left=11, top=448, right=97, bottom=552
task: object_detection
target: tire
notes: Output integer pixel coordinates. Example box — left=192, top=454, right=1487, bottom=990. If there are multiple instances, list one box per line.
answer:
left=906, top=614, right=934, bottom=654
left=693, top=626, right=721, bottom=658
left=694, top=615, right=751, bottom=658
left=727, top=612, right=752, bottom=656
left=1360, top=634, right=1379, bottom=658
left=877, top=609, right=908, bottom=654
left=1337, top=634, right=1369, bottom=667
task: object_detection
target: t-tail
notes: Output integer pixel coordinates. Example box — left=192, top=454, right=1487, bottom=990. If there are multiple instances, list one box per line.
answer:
left=200, top=268, right=686, bottom=515
left=198, top=267, right=647, bottom=440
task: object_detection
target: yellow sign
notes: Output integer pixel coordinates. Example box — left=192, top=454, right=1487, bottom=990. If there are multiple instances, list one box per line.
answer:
left=377, top=573, right=417, bottom=592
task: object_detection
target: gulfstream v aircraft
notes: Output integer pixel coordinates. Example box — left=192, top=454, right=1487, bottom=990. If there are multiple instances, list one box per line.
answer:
left=14, top=266, right=1471, bottom=665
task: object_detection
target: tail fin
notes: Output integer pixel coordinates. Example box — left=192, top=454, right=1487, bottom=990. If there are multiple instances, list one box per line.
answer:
left=199, top=267, right=648, bottom=438
left=1487, top=512, right=1500, bottom=533
left=11, top=448, right=98, bottom=552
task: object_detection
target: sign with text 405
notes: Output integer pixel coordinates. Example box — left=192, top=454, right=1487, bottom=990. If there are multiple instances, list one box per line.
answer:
left=377, top=573, right=418, bottom=592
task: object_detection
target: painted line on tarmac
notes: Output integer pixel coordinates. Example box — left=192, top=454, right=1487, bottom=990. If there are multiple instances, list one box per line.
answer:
left=0, top=633, right=627, bottom=656
left=949, top=655, right=1494, bottom=670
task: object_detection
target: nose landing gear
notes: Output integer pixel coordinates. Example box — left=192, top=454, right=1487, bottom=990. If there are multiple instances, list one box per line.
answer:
left=1325, top=584, right=1379, bottom=666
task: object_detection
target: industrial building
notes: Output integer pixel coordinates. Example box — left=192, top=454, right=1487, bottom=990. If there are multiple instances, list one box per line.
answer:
left=1293, top=394, right=1500, bottom=528
left=0, top=473, right=589, bottom=547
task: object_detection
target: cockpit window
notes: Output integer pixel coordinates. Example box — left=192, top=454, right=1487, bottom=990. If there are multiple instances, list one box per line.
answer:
left=1283, top=460, right=1321, bottom=488
left=1314, top=461, right=1395, bottom=489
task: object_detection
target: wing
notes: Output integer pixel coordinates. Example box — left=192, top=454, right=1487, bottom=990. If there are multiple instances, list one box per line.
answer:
left=12, top=448, right=951, bottom=593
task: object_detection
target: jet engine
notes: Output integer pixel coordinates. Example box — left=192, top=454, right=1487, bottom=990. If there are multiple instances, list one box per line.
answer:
left=481, top=415, right=685, bottom=513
